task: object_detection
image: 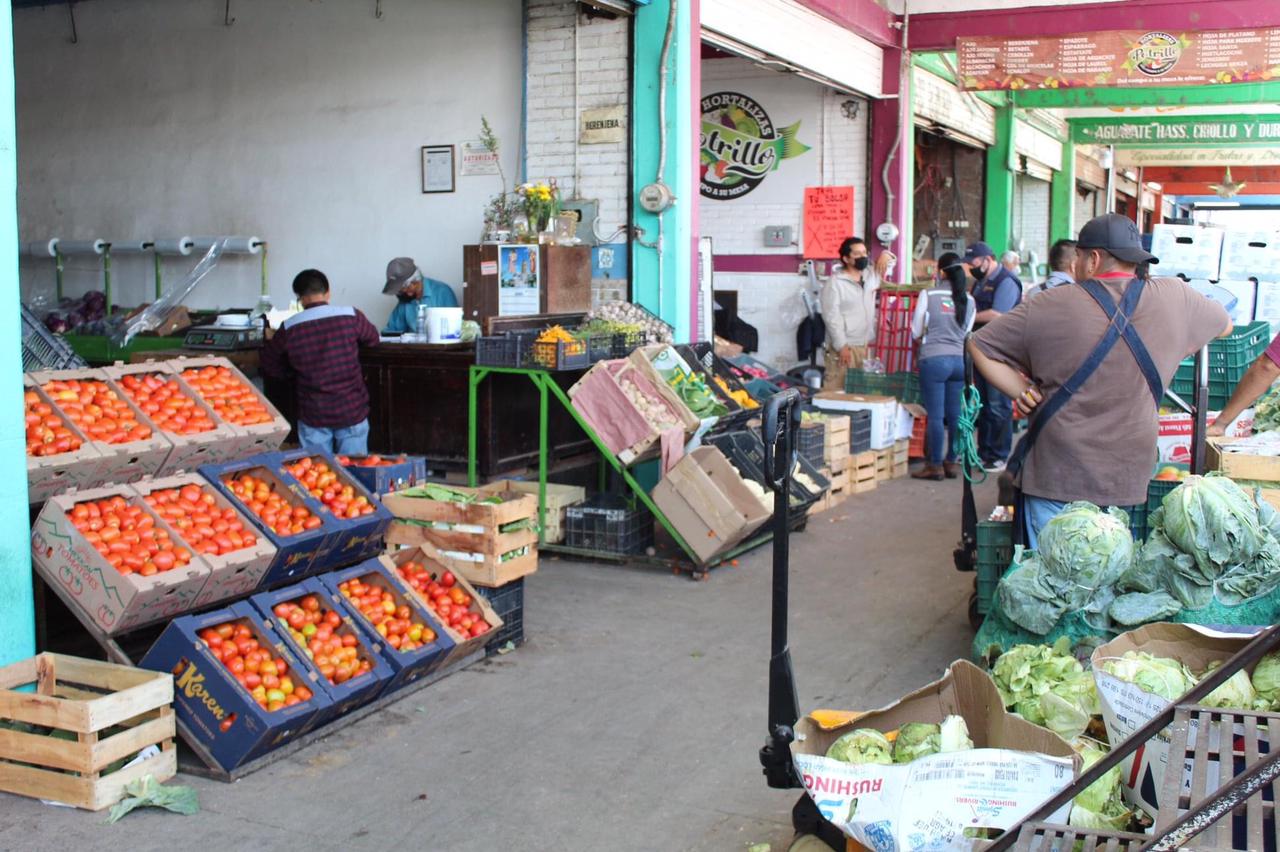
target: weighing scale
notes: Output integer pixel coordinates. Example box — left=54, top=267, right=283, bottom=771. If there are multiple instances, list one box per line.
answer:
left=182, top=324, right=264, bottom=351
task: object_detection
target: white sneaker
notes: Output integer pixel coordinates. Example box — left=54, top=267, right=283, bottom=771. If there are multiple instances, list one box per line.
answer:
left=982, top=459, right=1006, bottom=473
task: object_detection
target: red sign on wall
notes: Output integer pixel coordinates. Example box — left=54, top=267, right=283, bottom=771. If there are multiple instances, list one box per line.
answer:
left=803, top=186, right=854, bottom=260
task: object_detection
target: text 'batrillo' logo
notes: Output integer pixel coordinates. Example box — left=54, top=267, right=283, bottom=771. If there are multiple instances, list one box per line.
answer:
left=1128, top=32, right=1182, bottom=77
left=700, top=91, right=809, bottom=200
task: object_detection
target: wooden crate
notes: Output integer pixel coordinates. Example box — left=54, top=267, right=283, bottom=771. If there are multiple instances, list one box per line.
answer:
left=851, top=451, right=878, bottom=493
left=891, top=439, right=910, bottom=479
left=0, top=653, right=175, bottom=810
left=479, top=480, right=586, bottom=544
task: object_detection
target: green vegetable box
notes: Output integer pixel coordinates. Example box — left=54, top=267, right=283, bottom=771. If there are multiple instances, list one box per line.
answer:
left=790, top=660, right=1079, bottom=851
left=1091, top=623, right=1265, bottom=818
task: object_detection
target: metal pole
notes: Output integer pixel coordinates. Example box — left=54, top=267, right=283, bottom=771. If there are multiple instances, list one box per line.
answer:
left=102, top=247, right=112, bottom=315
left=260, top=243, right=269, bottom=296
left=1104, top=145, right=1116, bottom=214
left=153, top=250, right=163, bottom=300
left=55, top=249, right=63, bottom=300
left=1192, top=345, right=1209, bottom=475
left=467, top=366, right=483, bottom=487
left=537, top=372, right=548, bottom=543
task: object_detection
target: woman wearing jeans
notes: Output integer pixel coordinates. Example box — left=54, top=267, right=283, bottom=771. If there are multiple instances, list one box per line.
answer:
left=910, top=254, right=975, bottom=481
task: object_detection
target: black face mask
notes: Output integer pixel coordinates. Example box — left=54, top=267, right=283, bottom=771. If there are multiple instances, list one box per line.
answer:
left=396, top=292, right=416, bottom=303
left=851, top=257, right=870, bottom=272
left=971, top=264, right=987, bottom=281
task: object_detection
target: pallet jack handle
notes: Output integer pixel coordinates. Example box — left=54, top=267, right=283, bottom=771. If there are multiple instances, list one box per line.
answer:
left=759, top=387, right=804, bottom=790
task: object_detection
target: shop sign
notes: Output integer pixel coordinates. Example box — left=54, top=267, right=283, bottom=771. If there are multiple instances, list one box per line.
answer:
left=459, top=141, right=500, bottom=176
left=580, top=105, right=625, bottom=145
left=700, top=91, right=810, bottom=200
left=958, top=27, right=1280, bottom=91
left=1120, top=146, right=1280, bottom=167
left=1072, top=115, right=1280, bottom=147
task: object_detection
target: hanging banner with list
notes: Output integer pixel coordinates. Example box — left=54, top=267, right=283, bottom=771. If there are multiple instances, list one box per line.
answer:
left=803, top=186, right=854, bottom=260
left=958, top=27, right=1280, bottom=91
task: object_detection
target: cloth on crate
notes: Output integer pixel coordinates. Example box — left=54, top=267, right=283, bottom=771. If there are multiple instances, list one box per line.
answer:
left=919, top=355, right=965, bottom=465
left=820, top=264, right=881, bottom=351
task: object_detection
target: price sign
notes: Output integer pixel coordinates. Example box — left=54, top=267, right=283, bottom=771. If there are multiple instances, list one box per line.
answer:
left=804, top=186, right=854, bottom=260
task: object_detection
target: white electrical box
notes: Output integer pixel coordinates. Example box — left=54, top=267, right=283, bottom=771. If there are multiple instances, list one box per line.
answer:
left=763, top=226, right=792, bottom=247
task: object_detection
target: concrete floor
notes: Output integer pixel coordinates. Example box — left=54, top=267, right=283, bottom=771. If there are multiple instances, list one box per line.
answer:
left=0, top=475, right=996, bottom=852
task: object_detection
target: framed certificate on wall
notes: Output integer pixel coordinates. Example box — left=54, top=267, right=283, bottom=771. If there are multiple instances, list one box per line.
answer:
left=421, top=145, right=455, bottom=194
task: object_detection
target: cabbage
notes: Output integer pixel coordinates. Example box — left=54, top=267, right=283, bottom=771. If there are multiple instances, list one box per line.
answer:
left=1161, top=476, right=1271, bottom=579
left=1199, top=661, right=1257, bottom=710
left=826, top=729, right=893, bottom=765
left=939, top=715, right=973, bottom=752
left=1253, top=652, right=1280, bottom=708
left=1109, top=590, right=1183, bottom=626
left=1037, top=503, right=1134, bottom=608
left=1100, top=651, right=1196, bottom=701
left=994, top=550, right=1069, bottom=635
left=892, top=723, right=940, bottom=763
left=1039, top=671, right=1101, bottom=741
left=1069, top=741, right=1129, bottom=831
left=992, top=641, right=1087, bottom=729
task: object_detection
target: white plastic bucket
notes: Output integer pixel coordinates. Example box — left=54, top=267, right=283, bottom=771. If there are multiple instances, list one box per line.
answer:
left=425, top=307, right=463, bottom=343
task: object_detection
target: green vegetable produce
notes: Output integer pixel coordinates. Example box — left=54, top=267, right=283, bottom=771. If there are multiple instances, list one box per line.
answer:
left=1252, top=382, right=1280, bottom=432
left=1252, top=651, right=1280, bottom=707
left=1068, top=741, right=1129, bottom=831
left=825, top=729, right=893, bottom=765
left=1161, top=476, right=1270, bottom=576
left=938, top=715, right=973, bottom=752
left=1108, top=590, right=1182, bottom=626
left=994, top=550, right=1069, bottom=635
left=891, top=723, right=940, bottom=763
left=991, top=641, right=1098, bottom=739
left=397, top=483, right=503, bottom=504
left=1199, top=661, right=1257, bottom=710
left=1099, top=651, right=1195, bottom=701
left=1037, top=503, right=1134, bottom=610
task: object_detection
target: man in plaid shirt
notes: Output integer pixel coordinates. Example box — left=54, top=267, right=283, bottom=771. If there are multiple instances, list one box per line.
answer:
left=261, top=269, right=381, bottom=454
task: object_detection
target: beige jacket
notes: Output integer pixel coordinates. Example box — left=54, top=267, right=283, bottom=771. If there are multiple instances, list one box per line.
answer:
left=820, top=265, right=880, bottom=350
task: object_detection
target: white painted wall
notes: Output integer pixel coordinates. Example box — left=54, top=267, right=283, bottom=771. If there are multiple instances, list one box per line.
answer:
left=701, top=58, right=868, bottom=369
left=15, top=0, right=523, bottom=326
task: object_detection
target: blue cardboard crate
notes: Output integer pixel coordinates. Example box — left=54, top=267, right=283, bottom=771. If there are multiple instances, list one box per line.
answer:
left=139, top=601, right=333, bottom=772
left=320, top=559, right=455, bottom=693
left=200, top=457, right=337, bottom=587
left=248, top=578, right=393, bottom=725
left=339, top=455, right=428, bottom=497
left=273, top=449, right=393, bottom=571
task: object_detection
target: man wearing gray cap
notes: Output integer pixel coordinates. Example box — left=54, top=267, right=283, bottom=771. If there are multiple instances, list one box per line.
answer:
left=968, top=214, right=1231, bottom=546
left=382, top=257, right=459, bottom=334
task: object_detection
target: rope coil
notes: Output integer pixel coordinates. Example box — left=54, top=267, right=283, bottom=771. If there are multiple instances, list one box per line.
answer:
left=957, top=383, right=986, bottom=484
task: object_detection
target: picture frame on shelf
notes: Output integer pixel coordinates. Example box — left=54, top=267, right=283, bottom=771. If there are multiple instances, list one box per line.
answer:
left=421, top=145, right=455, bottom=194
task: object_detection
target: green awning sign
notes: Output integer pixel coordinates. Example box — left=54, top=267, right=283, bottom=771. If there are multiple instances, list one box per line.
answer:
left=1071, top=114, right=1280, bottom=147
left=700, top=91, right=810, bottom=200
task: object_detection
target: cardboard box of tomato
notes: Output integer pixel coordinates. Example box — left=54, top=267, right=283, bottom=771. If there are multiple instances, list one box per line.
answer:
left=24, top=376, right=104, bottom=503
left=200, top=456, right=338, bottom=588
left=102, top=362, right=242, bottom=474
left=30, top=485, right=213, bottom=635
left=273, top=449, right=393, bottom=570
left=380, top=546, right=503, bottom=669
left=140, top=602, right=332, bottom=771
left=249, top=579, right=393, bottom=724
left=29, top=368, right=174, bottom=488
left=320, top=559, right=455, bottom=693
left=337, top=453, right=429, bottom=497
left=132, top=473, right=277, bottom=608
left=171, top=356, right=292, bottom=458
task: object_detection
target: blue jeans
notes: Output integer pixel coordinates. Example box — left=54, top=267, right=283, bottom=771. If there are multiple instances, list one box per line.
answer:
left=1023, top=496, right=1068, bottom=550
left=975, top=372, right=1013, bottom=463
left=297, top=419, right=370, bottom=455
left=919, top=355, right=965, bottom=465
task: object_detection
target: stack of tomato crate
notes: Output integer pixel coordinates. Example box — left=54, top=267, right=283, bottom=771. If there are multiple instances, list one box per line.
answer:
left=19, top=354, right=517, bottom=782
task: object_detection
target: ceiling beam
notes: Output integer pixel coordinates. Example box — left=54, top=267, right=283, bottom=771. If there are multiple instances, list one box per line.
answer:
left=1010, top=80, right=1280, bottom=109
left=907, top=0, right=1279, bottom=52
left=794, top=0, right=900, bottom=49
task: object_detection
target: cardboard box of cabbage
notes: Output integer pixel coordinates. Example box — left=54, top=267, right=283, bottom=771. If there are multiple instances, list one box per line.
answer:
left=791, top=661, right=1079, bottom=850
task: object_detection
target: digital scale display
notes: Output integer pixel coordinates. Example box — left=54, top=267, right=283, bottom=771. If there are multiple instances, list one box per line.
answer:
left=182, top=325, right=264, bottom=351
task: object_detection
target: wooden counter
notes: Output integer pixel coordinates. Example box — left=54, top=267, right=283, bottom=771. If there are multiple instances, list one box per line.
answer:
left=360, top=342, right=592, bottom=475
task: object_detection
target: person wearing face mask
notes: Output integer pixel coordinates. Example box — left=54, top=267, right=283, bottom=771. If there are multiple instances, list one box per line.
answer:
left=962, top=242, right=1023, bottom=471
left=967, top=214, right=1231, bottom=546
left=381, top=256, right=459, bottom=334
left=819, top=236, right=896, bottom=392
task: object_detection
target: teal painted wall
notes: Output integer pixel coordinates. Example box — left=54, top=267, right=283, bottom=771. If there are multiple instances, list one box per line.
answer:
left=0, top=0, right=34, bottom=666
left=631, top=0, right=692, bottom=342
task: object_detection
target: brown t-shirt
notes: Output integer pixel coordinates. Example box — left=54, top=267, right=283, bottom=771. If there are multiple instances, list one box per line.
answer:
left=972, top=276, right=1229, bottom=506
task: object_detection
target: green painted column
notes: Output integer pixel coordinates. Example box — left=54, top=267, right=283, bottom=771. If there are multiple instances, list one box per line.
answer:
left=1050, top=136, right=1076, bottom=244
left=0, top=0, right=33, bottom=666
left=631, top=0, right=693, bottom=342
left=984, top=104, right=1016, bottom=254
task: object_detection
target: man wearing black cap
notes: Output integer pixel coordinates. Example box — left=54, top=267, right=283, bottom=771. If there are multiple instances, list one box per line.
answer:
left=967, top=214, right=1231, bottom=546
left=382, top=257, right=459, bottom=334
left=962, top=241, right=1023, bottom=471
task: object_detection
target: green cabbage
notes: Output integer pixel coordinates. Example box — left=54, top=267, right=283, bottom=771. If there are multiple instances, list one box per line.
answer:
left=892, top=723, right=940, bottom=764
left=1100, top=651, right=1196, bottom=701
left=939, top=715, right=973, bottom=752
left=826, top=729, right=893, bottom=765
left=1160, top=476, right=1271, bottom=579
left=1253, top=652, right=1280, bottom=708
left=994, top=550, right=1069, bottom=635
left=992, top=641, right=1091, bottom=734
left=1199, top=661, right=1257, bottom=710
left=1069, top=741, right=1129, bottom=831
left=1037, top=503, right=1135, bottom=609
left=1252, top=383, right=1280, bottom=432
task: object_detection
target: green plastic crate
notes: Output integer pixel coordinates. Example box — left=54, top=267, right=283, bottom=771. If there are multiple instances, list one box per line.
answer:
left=1168, top=321, right=1271, bottom=408
left=844, top=370, right=921, bottom=404
left=1147, top=477, right=1181, bottom=519
left=62, top=332, right=186, bottom=366
left=1119, top=502, right=1146, bottom=542
left=975, top=521, right=1013, bottom=617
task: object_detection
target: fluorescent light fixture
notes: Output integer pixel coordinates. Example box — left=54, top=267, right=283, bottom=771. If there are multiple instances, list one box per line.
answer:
left=1193, top=201, right=1241, bottom=209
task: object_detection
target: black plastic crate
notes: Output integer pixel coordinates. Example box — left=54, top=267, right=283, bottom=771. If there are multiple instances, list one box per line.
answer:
left=478, top=577, right=525, bottom=655
left=586, top=334, right=615, bottom=363
left=749, top=419, right=824, bottom=470
left=475, top=335, right=525, bottom=367
left=609, top=328, right=649, bottom=358
left=528, top=338, right=591, bottom=370
left=848, top=410, right=873, bottom=453
left=564, top=495, right=654, bottom=555
left=705, top=431, right=828, bottom=518
left=21, top=305, right=86, bottom=371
